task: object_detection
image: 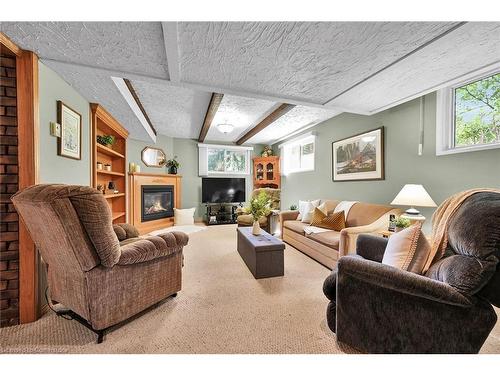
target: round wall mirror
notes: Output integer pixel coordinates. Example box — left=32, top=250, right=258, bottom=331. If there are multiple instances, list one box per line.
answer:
left=141, top=147, right=166, bottom=168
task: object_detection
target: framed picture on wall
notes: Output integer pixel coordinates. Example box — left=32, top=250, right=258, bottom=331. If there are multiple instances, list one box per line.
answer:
left=57, top=100, right=82, bottom=160
left=332, top=127, right=384, bottom=181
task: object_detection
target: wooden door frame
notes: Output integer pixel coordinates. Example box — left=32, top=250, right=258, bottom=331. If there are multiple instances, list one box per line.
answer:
left=1, top=32, right=40, bottom=323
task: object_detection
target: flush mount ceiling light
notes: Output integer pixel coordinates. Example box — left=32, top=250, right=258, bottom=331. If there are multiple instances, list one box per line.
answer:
left=217, top=123, right=234, bottom=134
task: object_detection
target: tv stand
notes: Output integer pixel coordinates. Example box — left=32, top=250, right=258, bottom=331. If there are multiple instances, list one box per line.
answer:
left=205, top=203, right=240, bottom=225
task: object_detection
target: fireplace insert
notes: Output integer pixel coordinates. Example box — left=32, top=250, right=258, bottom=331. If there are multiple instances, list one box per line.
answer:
left=141, top=185, right=174, bottom=222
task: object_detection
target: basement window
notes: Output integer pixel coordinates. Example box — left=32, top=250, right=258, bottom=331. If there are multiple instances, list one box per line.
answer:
left=436, top=70, right=500, bottom=155
left=280, top=134, right=315, bottom=175
left=198, top=143, right=253, bottom=176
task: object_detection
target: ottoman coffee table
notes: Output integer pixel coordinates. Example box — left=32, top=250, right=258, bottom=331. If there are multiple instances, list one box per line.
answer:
left=237, top=227, right=286, bottom=279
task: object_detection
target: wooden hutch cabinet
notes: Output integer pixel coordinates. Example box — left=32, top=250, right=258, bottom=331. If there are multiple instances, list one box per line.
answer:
left=252, top=156, right=280, bottom=189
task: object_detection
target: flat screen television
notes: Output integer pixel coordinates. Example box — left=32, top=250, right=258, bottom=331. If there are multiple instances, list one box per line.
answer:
left=202, top=177, right=246, bottom=204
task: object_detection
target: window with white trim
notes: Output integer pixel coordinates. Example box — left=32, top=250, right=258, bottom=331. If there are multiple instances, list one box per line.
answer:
left=280, top=134, right=315, bottom=175
left=437, top=70, right=500, bottom=155
left=198, top=143, right=253, bottom=176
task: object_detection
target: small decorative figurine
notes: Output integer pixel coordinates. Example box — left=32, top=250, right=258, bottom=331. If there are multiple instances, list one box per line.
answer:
left=261, top=145, right=273, bottom=157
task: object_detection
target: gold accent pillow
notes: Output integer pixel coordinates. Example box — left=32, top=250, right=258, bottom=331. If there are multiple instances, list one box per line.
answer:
left=310, top=207, right=346, bottom=231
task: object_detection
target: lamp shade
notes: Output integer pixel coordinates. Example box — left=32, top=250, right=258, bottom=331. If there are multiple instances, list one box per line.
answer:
left=391, top=184, right=437, bottom=207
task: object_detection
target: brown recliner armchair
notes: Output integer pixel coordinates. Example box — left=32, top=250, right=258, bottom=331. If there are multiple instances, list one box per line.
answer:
left=236, top=188, right=280, bottom=233
left=12, top=184, right=188, bottom=343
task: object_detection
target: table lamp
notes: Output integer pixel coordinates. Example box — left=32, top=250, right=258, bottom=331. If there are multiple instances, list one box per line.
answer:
left=391, top=184, right=437, bottom=221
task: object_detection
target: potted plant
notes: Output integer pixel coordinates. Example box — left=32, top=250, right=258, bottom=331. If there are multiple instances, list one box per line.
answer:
left=392, top=217, right=411, bottom=232
left=290, top=204, right=298, bottom=210
left=166, top=156, right=180, bottom=174
left=96, top=134, right=115, bottom=148
left=244, top=191, right=271, bottom=235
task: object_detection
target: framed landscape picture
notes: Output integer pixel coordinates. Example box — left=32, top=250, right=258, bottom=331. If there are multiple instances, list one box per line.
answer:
left=332, top=127, right=384, bottom=181
left=57, top=101, right=82, bottom=160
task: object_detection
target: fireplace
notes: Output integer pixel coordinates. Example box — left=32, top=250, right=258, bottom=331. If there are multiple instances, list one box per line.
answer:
left=141, top=185, right=174, bottom=222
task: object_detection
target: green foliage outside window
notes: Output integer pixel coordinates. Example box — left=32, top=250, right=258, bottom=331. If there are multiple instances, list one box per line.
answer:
left=454, top=73, right=499, bottom=147
left=207, top=149, right=246, bottom=173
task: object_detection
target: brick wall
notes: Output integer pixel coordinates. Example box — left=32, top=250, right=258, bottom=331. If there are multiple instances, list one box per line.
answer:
left=0, top=53, right=19, bottom=327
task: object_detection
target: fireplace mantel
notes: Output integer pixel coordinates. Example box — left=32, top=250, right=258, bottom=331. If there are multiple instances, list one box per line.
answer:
left=129, top=172, right=182, bottom=234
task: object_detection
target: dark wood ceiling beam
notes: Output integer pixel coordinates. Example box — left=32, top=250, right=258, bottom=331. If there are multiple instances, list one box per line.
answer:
left=236, top=103, right=295, bottom=145
left=198, top=93, right=224, bottom=143
left=123, top=78, right=157, bottom=136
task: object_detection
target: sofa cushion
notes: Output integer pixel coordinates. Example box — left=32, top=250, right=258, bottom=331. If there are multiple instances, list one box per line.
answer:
left=306, top=231, right=341, bottom=250
left=320, top=200, right=341, bottom=214
left=382, top=224, right=431, bottom=274
left=426, top=254, right=498, bottom=294
left=174, top=207, right=196, bottom=225
left=298, top=199, right=320, bottom=222
left=345, top=202, right=393, bottom=227
left=311, top=207, right=346, bottom=231
left=283, top=220, right=309, bottom=234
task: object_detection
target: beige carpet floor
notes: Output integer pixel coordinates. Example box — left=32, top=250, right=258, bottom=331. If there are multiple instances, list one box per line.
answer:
left=1, top=224, right=499, bottom=354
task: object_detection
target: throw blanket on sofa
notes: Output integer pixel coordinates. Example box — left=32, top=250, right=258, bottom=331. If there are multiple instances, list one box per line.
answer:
left=424, top=188, right=500, bottom=272
left=334, top=201, right=358, bottom=217
left=303, top=226, right=332, bottom=235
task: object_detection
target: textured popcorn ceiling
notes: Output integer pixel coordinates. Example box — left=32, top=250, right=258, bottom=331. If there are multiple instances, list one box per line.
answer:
left=327, top=22, right=500, bottom=113
left=131, top=80, right=212, bottom=139
left=0, top=22, right=169, bottom=78
left=249, top=106, right=341, bottom=145
left=205, top=95, right=279, bottom=143
left=43, top=60, right=150, bottom=140
left=2, top=22, right=499, bottom=143
left=177, top=22, right=458, bottom=105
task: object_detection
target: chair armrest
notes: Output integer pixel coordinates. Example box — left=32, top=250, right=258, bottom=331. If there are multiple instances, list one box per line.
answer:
left=118, top=232, right=188, bottom=265
left=235, top=207, right=246, bottom=216
left=279, top=210, right=299, bottom=235
left=335, top=256, right=495, bottom=354
left=279, top=210, right=299, bottom=221
left=337, top=255, right=472, bottom=306
left=339, top=208, right=401, bottom=256
left=356, top=234, right=388, bottom=262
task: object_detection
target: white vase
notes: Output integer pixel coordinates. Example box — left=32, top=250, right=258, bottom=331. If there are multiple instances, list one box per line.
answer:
left=252, top=220, right=261, bottom=235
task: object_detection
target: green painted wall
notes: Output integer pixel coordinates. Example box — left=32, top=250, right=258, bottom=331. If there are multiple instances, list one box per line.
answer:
left=38, top=63, right=90, bottom=185
left=38, top=62, right=92, bottom=313
left=127, top=137, right=265, bottom=220
left=126, top=134, right=174, bottom=174
left=274, top=92, right=500, bottom=232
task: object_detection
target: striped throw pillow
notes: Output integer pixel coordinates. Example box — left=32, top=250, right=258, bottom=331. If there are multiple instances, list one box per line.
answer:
left=310, top=207, right=346, bottom=231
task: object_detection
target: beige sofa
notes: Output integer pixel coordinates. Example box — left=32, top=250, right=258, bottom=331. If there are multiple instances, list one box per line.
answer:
left=280, top=200, right=401, bottom=269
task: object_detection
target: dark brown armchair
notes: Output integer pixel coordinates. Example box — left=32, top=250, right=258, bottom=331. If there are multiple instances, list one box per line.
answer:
left=12, top=184, right=188, bottom=343
left=323, top=191, right=500, bottom=353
